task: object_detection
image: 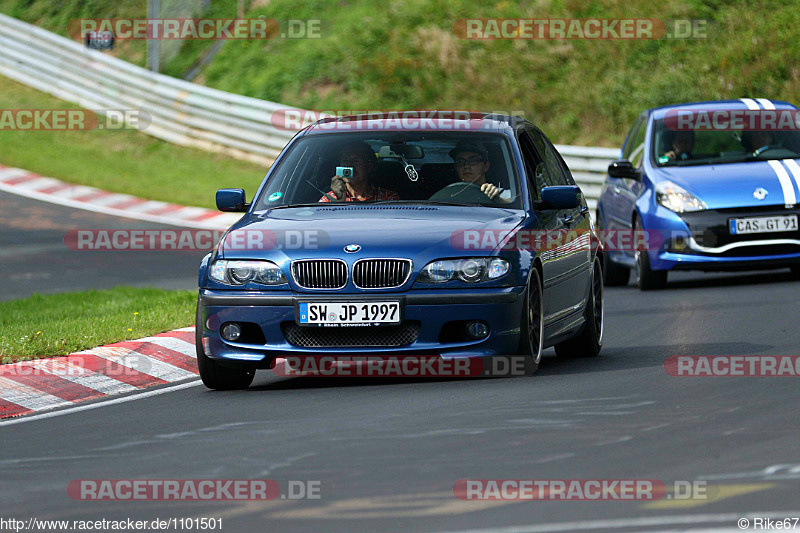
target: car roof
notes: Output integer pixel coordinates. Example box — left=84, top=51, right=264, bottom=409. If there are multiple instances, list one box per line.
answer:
left=301, top=111, right=523, bottom=135
left=648, top=99, right=797, bottom=120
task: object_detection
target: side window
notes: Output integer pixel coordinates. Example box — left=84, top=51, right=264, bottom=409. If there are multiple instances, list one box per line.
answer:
left=628, top=119, right=647, bottom=168
left=621, top=117, right=642, bottom=161
left=528, top=126, right=566, bottom=186
left=543, top=135, right=575, bottom=185
left=516, top=128, right=545, bottom=201
left=622, top=115, right=647, bottom=168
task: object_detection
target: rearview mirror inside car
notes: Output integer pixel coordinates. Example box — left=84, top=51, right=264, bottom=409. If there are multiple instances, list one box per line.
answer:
left=379, top=144, right=425, bottom=159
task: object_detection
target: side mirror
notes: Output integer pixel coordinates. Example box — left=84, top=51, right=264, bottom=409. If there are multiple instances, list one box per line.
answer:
left=608, top=160, right=641, bottom=180
left=539, top=185, right=581, bottom=210
left=216, top=188, right=249, bottom=212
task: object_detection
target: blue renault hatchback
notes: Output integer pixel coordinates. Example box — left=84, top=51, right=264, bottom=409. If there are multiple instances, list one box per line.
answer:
left=196, top=113, right=603, bottom=389
left=598, top=99, right=800, bottom=290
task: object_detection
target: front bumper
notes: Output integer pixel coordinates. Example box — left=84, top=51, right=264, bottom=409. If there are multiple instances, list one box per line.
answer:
left=642, top=205, right=800, bottom=271
left=198, top=287, right=526, bottom=366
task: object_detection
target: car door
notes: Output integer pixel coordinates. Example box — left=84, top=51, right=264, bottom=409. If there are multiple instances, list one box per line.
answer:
left=516, top=125, right=580, bottom=322
left=516, top=126, right=561, bottom=322
left=614, top=114, right=648, bottom=261
left=530, top=126, right=591, bottom=314
left=607, top=115, right=645, bottom=232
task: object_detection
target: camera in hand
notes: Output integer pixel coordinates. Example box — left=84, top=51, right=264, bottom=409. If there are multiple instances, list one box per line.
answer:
left=336, top=166, right=354, bottom=179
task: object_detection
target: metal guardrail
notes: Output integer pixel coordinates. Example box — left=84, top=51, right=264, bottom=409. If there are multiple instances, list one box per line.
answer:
left=0, top=13, right=617, bottom=209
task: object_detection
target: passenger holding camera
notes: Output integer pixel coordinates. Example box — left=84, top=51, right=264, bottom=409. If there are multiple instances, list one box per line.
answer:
left=319, top=142, right=399, bottom=202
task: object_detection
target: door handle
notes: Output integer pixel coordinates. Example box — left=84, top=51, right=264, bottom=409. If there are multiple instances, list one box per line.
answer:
left=613, top=186, right=621, bottom=194
left=560, top=215, right=573, bottom=227
left=580, top=205, right=589, bottom=215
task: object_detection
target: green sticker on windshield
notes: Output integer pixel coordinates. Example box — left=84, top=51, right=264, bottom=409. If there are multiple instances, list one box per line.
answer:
left=268, top=192, right=283, bottom=201
left=657, top=155, right=670, bottom=164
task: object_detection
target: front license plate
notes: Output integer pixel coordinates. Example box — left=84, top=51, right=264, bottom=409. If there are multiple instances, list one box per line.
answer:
left=729, top=215, right=798, bottom=235
left=298, top=301, right=400, bottom=327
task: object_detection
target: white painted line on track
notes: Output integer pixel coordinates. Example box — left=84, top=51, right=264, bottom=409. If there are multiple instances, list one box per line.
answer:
left=0, top=380, right=202, bottom=426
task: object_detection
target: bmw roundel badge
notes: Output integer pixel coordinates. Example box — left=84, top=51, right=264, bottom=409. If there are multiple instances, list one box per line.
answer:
left=344, top=244, right=361, bottom=253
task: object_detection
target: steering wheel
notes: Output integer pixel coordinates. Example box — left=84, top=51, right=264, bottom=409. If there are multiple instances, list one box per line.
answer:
left=428, top=181, right=490, bottom=203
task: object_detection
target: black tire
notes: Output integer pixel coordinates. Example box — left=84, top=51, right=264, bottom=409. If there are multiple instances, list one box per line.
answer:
left=517, top=267, right=544, bottom=375
left=195, top=300, right=255, bottom=390
left=596, top=214, right=630, bottom=286
left=634, top=218, right=667, bottom=291
left=554, top=257, right=604, bottom=358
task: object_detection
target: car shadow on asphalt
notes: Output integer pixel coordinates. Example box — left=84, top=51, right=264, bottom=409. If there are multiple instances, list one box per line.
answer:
left=239, top=340, right=773, bottom=390
left=536, top=341, right=774, bottom=376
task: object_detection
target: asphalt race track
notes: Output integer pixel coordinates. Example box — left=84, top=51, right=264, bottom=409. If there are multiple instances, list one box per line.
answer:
left=2, top=194, right=799, bottom=532
left=0, top=191, right=206, bottom=301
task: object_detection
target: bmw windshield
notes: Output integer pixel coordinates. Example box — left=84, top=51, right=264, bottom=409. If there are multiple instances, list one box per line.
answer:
left=253, top=132, right=522, bottom=210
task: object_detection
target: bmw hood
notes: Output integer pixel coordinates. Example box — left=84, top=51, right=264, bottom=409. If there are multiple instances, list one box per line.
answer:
left=653, top=159, right=800, bottom=209
left=217, top=205, right=525, bottom=262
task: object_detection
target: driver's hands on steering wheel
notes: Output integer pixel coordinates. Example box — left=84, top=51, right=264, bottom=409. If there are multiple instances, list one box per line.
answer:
left=480, top=183, right=500, bottom=200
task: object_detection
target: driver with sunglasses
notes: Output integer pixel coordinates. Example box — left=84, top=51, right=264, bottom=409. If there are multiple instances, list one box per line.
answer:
left=450, top=141, right=511, bottom=203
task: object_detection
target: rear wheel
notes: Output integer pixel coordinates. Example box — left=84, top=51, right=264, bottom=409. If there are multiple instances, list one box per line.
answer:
left=517, top=267, right=544, bottom=375
left=597, top=214, right=630, bottom=286
left=196, top=300, right=255, bottom=390
left=634, top=218, right=667, bottom=291
left=555, top=257, right=604, bottom=358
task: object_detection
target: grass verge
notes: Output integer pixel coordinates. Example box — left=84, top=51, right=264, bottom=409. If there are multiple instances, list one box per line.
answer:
left=0, top=75, right=266, bottom=209
left=0, top=287, right=196, bottom=362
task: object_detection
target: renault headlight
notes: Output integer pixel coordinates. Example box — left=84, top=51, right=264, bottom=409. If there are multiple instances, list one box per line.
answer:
left=210, top=260, right=286, bottom=286
left=656, top=181, right=707, bottom=213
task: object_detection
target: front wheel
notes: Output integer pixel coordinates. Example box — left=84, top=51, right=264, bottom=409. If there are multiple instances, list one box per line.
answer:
left=634, top=218, right=667, bottom=291
left=517, top=268, right=544, bottom=375
left=196, top=300, right=255, bottom=390
left=555, top=257, right=603, bottom=358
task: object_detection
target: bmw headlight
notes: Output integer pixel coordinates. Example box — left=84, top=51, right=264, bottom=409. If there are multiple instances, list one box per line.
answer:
left=656, top=181, right=707, bottom=213
left=210, top=260, right=286, bottom=286
left=418, top=258, right=510, bottom=283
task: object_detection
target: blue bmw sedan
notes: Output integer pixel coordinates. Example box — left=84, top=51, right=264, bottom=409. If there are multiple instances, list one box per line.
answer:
left=196, top=113, right=603, bottom=389
left=598, top=99, right=800, bottom=290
